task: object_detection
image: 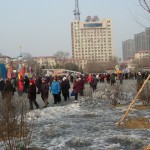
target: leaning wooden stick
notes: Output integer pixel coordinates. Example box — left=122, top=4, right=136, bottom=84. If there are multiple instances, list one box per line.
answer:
left=116, top=74, right=150, bottom=127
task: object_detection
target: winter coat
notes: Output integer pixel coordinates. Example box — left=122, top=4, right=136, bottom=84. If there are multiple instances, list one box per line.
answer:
left=87, top=75, right=92, bottom=83
left=137, top=75, right=143, bottom=85
left=2, top=81, right=14, bottom=98
left=91, top=77, right=97, bottom=86
left=41, top=82, right=49, bottom=99
left=24, top=76, right=29, bottom=88
left=110, top=74, right=115, bottom=81
left=0, top=80, right=5, bottom=92
left=50, top=81, right=60, bottom=95
left=78, top=79, right=84, bottom=90
left=18, top=80, right=24, bottom=91
left=73, top=80, right=79, bottom=93
left=28, top=84, right=36, bottom=101
left=36, top=77, right=42, bottom=88
left=61, top=80, right=70, bottom=94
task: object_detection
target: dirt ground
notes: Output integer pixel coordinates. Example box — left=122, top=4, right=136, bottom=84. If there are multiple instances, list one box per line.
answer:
left=133, top=105, right=150, bottom=110
left=142, top=144, right=150, bottom=150
left=120, top=105, right=150, bottom=150
left=120, top=105, right=150, bottom=129
left=120, top=117, right=150, bottom=129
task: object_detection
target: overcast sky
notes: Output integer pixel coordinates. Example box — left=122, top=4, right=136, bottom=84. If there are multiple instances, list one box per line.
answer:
left=0, top=0, right=149, bottom=59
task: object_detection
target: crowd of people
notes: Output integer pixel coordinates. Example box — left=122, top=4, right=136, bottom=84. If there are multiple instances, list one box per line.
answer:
left=0, top=71, right=149, bottom=110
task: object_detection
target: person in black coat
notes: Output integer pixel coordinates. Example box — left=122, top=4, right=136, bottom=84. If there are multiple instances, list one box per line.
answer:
left=2, top=78, right=14, bottom=99
left=41, top=77, right=49, bottom=107
left=0, top=78, right=5, bottom=95
left=24, top=76, right=29, bottom=93
left=28, top=80, right=39, bottom=110
left=61, top=77, right=70, bottom=101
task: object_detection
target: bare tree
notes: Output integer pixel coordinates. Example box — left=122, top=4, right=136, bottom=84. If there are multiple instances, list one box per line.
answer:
left=132, top=56, right=150, bottom=71
left=84, top=61, right=102, bottom=73
left=139, top=0, right=150, bottom=13
left=53, top=51, right=70, bottom=60
left=106, top=57, right=118, bottom=70
left=0, top=95, right=33, bottom=150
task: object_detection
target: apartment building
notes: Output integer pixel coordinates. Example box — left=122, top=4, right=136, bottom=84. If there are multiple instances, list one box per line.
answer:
left=71, top=17, right=114, bottom=62
left=122, top=39, right=135, bottom=61
left=134, top=50, right=150, bottom=59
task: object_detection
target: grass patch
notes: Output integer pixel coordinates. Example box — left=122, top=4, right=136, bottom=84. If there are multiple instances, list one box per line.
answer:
left=120, top=117, right=150, bottom=129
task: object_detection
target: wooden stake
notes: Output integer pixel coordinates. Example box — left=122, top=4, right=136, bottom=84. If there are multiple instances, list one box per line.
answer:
left=116, top=74, right=150, bottom=127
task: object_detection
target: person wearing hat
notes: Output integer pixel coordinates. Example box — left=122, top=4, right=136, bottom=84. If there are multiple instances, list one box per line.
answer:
left=137, top=71, right=143, bottom=92
left=41, top=77, right=49, bottom=108
left=28, top=79, right=39, bottom=110
left=61, top=76, right=70, bottom=101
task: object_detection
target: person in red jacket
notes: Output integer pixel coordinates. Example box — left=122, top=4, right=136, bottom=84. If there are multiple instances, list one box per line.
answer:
left=87, top=74, right=92, bottom=87
left=17, top=77, right=24, bottom=96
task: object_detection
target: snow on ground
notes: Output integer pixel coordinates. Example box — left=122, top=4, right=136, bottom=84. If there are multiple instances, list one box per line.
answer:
left=25, top=80, right=150, bottom=150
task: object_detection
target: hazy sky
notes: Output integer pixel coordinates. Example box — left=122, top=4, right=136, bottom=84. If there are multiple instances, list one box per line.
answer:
left=0, top=0, right=149, bottom=59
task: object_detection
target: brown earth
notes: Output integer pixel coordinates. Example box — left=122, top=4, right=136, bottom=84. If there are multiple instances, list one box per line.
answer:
left=120, top=105, right=150, bottom=150
left=120, top=117, right=150, bottom=129
left=119, top=104, right=150, bottom=129
left=133, top=105, right=150, bottom=110
left=142, top=144, right=150, bottom=150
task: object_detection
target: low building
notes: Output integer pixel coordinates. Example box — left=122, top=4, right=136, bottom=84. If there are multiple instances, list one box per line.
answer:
left=32, top=56, right=57, bottom=68
left=134, top=50, right=150, bottom=59
left=0, top=55, right=11, bottom=64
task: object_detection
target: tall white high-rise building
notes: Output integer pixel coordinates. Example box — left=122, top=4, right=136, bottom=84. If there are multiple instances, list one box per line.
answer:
left=71, top=17, right=115, bottom=62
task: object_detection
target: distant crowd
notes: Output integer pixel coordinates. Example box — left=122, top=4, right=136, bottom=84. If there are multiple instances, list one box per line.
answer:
left=0, top=71, right=149, bottom=110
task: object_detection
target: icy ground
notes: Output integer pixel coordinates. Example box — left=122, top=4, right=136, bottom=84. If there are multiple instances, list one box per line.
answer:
left=26, top=80, right=150, bottom=150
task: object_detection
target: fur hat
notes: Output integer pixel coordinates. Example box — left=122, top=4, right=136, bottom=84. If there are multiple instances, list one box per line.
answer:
left=63, top=77, right=66, bottom=81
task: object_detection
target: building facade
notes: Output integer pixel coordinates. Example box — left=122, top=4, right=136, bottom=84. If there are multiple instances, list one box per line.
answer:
left=134, top=32, right=146, bottom=52
left=122, top=39, right=135, bottom=61
left=134, top=27, right=150, bottom=52
left=32, top=56, right=57, bottom=68
left=122, top=27, right=150, bottom=60
left=71, top=17, right=114, bottom=62
left=145, top=27, right=150, bottom=50
left=134, top=50, right=150, bottom=59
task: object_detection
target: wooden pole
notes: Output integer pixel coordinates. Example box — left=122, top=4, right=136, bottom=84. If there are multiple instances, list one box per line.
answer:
left=116, top=74, right=150, bottom=127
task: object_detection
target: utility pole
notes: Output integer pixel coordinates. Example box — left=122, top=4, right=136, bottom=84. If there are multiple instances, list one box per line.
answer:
left=74, top=0, right=80, bottom=21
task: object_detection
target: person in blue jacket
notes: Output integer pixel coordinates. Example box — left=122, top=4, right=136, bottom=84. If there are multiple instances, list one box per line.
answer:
left=50, top=76, right=61, bottom=104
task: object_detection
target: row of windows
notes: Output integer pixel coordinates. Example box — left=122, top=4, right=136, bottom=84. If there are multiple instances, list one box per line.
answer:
left=74, top=38, right=110, bottom=41
left=74, top=41, right=111, bottom=44
left=75, top=51, right=112, bottom=54
left=75, top=57, right=109, bottom=61
left=74, top=35, right=111, bottom=38
left=75, top=54, right=112, bottom=57
left=74, top=40, right=112, bottom=43
left=75, top=29, right=108, bottom=33
left=75, top=43, right=110, bottom=46
left=73, top=47, right=112, bottom=50
left=75, top=45, right=112, bottom=47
